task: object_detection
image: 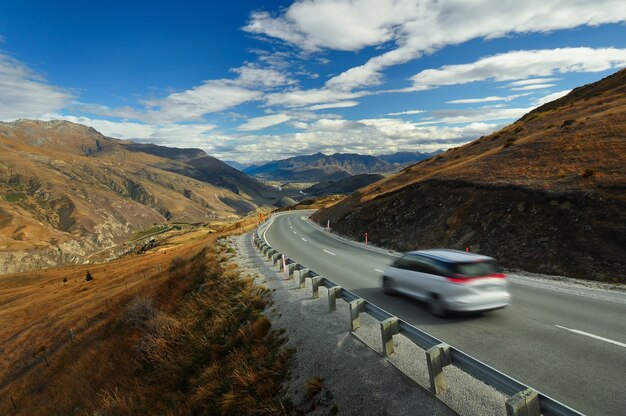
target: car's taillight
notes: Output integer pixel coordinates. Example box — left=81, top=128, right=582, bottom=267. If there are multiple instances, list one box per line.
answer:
left=487, top=273, right=506, bottom=279
left=446, top=274, right=469, bottom=284
left=446, top=273, right=507, bottom=283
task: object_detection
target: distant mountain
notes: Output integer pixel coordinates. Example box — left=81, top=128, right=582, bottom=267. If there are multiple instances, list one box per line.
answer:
left=303, top=174, right=384, bottom=198
left=0, top=119, right=279, bottom=274
left=243, top=152, right=396, bottom=182
left=224, top=160, right=249, bottom=171
left=314, top=68, right=626, bottom=282
left=377, top=150, right=443, bottom=165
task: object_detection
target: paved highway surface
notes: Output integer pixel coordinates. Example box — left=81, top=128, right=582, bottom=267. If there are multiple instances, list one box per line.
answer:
left=262, top=211, right=626, bottom=416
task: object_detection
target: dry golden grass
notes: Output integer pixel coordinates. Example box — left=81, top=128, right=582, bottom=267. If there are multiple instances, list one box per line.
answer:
left=354, top=69, right=626, bottom=203
left=0, top=221, right=291, bottom=415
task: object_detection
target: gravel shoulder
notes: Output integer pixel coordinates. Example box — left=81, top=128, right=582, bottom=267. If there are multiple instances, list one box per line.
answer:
left=223, top=232, right=511, bottom=415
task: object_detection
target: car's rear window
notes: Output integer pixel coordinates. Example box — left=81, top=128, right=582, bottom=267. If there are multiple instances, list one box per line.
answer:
left=453, top=261, right=500, bottom=277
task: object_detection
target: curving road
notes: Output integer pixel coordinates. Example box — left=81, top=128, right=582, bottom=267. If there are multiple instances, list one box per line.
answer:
left=262, top=211, right=626, bottom=416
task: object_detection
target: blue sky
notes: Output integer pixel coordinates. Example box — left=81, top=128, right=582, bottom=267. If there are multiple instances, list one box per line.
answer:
left=1, top=1, right=626, bottom=163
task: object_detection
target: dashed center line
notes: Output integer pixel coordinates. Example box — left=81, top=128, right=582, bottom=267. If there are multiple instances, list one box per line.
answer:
left=293, top=231, right=297, bottom=235
left=301, top=237, right=307, bottom=242
left=374, top=269, right=384, bottom=273
left=323, top=249, right=336, bottom=256
left=555, top=325, right=626, bottom=348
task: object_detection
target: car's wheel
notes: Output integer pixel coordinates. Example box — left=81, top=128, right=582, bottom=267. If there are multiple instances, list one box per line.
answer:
left=382, top=276, right=396, bottom=295
left=428, top=294, right=448, bottom=317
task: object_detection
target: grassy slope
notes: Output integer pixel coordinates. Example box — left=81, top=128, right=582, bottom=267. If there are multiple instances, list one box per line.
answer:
left=0, top=219, right=290, bottom=415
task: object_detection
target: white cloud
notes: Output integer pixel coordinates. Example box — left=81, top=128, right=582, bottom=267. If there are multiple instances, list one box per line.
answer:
left=213, top=118, right=501, bottom=163
left=265, top=88, right=366, bottom=107
left=143, top=80, right=261, bottom=123
left=236, top=113, right=291, bottom=131
left=506, top=77, right=560, bottom=87
left=230, top=64, right=296, bottom=88
left=244, top=1, right=414, bottom=52
left=248, top=1, right=626, bottom=91
left=306, top=101, right=360, bottom=110
left=0, top=53, right=74, bottom=121
left=510, top=83, right=555, bottom=91
left=431, top=107, right=532, bottom=124
left=447, top=93, right=531, bottom=104
left=533, top=89, right=572, bottom=106
left=386, top=109, right=425, bottom=116
left=409, top=47, right=626, bottom=90
left=81, top=63, right=295, bottom=124
left=290, top=121, right=309, bottom=129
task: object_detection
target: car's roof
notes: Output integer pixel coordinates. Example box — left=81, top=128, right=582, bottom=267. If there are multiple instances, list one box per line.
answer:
left=407, top=249, right=494, bottom=263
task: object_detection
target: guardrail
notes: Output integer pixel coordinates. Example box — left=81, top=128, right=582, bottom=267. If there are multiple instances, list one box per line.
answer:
left=254, top=213, right=584, bottom=416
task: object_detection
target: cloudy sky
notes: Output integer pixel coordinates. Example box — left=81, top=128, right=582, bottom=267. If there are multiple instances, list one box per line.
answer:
left=1, top=1, right=626, bottom=163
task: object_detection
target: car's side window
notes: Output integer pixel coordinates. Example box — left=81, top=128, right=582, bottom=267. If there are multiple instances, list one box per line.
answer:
left=420, top=257, right=448, bottom=277
left=394, top=255, right=448, bottom=277
left=393, top=256, right=412, bottom=270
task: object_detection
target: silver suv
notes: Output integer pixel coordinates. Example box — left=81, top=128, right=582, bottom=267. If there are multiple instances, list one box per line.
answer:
left=382, top=249, right=510, bottom=316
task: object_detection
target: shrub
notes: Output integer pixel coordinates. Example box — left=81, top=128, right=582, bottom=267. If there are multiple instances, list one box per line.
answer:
left=63, top=277, right=67, bottom=283
left=85, top=270, right=94, bottom=282
left=124, top=297, right=156, bottom=329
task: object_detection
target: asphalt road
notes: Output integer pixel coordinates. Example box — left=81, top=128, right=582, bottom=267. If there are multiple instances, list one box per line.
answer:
left=262, top=211, right=626, bottom=416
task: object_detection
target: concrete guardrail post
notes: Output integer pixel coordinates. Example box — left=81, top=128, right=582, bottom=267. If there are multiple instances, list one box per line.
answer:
left=505, top=388, right=540, bottom=416
left=271, top=253, right=281, bottom=265
left=266, top=249, right=276, bottom=261
left=311, top=276, right=323, bottom=299
left=380, top=317, right=400, bottom=357
left=349, top=299, right=366, bottom=331
left=297, top=268, right=310, bottom=288
left=426, top=343, right=451, bottom=395
left=286, top=263, right=296, bottom=278
left=274, top=254, right=283, bottom=268
left=263, top=246, right=271, bottom=256
left=327, top=286, right=342, bottom=312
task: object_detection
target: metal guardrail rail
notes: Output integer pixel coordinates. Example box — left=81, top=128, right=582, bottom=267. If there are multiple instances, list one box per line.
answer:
left=253, top=212, right=583, bottom=416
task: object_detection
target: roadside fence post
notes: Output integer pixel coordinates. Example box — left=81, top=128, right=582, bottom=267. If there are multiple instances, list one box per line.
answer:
left=505, top=388, right=540, bottom=416
left=349, top=299, right=366, bottom=331
left=426, top=343, right=451, bottom=395
left=327, top=286, right=342, bottom=312
left=311, top=276, right=323, bottom=299
left=380, top=317, right=400, bottom=357
left=297, top=268, right=310, bottom=288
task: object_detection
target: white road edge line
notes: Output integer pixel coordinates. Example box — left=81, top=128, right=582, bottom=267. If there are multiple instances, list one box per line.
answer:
left=555, top=325, right=626, bottom=348
left=323, top=249, right=336, bottom=256
left=374, top=269, right=384, bottom=273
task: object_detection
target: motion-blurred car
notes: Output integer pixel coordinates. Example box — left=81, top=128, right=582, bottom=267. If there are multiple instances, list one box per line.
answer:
left=382, top=249, right=510, bottom=316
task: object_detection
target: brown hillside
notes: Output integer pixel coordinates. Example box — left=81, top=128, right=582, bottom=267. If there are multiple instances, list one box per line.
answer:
left=0, top=222, right=290, bottom=415
left=0, top=120, right=279, bottom=274
left=314, top=68, right=626, bottom=281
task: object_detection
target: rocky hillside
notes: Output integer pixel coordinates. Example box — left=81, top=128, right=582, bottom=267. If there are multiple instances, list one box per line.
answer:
left=0, top=120, right=279, bottom=273
left=313, top=69, right=626, bottom=282
left=244, top=152, right=396, bottom=182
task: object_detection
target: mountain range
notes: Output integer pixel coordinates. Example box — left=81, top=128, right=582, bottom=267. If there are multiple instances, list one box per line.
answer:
left=243, top=150, right=442, bottom=182
left=313, top=68, right=626, bottom=282
left=0, top=120, right=279, bottom=273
